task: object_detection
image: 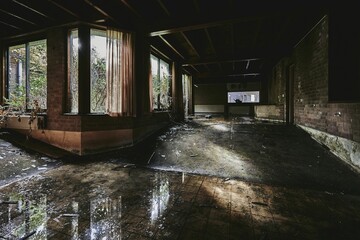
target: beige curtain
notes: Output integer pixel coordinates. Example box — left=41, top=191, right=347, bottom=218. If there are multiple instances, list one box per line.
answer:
left=149, top=58, right=153, bottom=111
left=106, top=29, right=134, bottom=116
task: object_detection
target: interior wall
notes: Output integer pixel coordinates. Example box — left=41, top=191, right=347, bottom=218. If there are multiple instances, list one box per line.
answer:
left=194, top=83, right=226, bottom=114
left=2, top=26, right=173, bottom=155
left=293, top=15, right=360, bottom=143
left=267, top=15, right=360, bottom=169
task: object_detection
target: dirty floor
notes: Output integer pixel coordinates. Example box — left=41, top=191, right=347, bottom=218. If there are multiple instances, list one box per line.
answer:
left=1, top=117, right=360, bottom=239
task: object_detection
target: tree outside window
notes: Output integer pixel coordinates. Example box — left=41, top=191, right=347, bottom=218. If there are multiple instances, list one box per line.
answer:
left=69, top=28, right=107, bottom=113
left=151, top=54, right=171, bottom=110
left=8, top=40, right=47, bottom=112
left=90, top=29, right=106, bottom=113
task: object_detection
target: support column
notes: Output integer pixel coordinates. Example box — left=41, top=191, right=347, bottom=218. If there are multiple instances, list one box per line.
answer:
left=172, top=62, right=184, bottom=121
left=0, top=41, right=4, bottom=105
left=134, top=27, right=151, bottom=117
left=78, top=25, right=90, bottom=114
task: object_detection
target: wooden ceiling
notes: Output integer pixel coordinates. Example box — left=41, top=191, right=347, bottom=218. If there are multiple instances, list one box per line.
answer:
left=0, top=0, right=328, bottom=84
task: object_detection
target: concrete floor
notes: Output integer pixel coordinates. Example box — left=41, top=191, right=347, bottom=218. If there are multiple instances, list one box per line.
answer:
left=1, top=117, right=360, bottom=239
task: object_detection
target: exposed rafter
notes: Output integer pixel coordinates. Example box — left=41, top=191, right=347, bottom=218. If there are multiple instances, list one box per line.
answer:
left=0, top=20, right=21, bottom=29
left=190, top=65, right=200, bottom=73
left=119, top=0, right=142, bottom=18
left=180, top=32, right=200, bottom=58
left=47, top=0, right=80, bottom=19
left=183, top=57, right=261, bottom=66
left=195, top=71, right=261, bottom=78
left=159, top=35, right=184, bottom=60
left=150, top=45, right=172, bottom=62
left=12, top=0, right=53, bottom=20
left=149, top=16, right=262, bottom=37
left=204, top=28, right=216, bottom=56
left=0, top=8, right=36, bottom=25
left=83, top=0, right=120, bottom=24
left=157, top=0, right=170, bottom=16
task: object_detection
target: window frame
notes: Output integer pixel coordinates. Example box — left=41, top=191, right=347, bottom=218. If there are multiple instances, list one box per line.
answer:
left=67, top=26, right=108, bottom=115
left=227, top=90, right=260, bottom=104
left=150, top=53, right=172, bottom=111
left=5, top=38, right=47, bottom=112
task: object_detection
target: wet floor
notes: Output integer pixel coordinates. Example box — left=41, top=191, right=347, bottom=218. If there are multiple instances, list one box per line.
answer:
left=1, top=117, right=360, bottom=239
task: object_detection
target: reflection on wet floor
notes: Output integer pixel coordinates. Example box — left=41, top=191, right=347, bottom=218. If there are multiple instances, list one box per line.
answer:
left=1, top=117, right=360, bottom=239
left=0, top=133, right=61, bottom=187
left=1, top=163, right=360, bottom=239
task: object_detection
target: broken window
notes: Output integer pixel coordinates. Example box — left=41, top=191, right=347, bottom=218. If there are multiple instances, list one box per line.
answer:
left=7, top=39, right=47, bottom=111
left=150, top=54, right=171, bottom=110
left=228, top=91, right=260, bottom=103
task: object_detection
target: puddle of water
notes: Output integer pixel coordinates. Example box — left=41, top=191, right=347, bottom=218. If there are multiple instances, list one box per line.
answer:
left=0, top=167, right=180, bottom=239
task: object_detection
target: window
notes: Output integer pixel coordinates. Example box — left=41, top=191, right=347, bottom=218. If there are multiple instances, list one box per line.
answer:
left=90, top=29, right=106, bottom=113
left=7, top=39, right=47, bottom=111
left=228, top=91, right=260, bottom=103
left=68, top=28, right=106, bottom=113
left=150, top=54, right=171, bottom=110
left=182, top=74, right=192, bottom=116
left=68, top=27, right=134, bottom=115
left=69, top=29, right=79, bottom=113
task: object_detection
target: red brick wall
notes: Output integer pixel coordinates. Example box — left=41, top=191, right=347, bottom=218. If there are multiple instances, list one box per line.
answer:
left=46, top=27, right=169, bottom=133
left=46, top=28, right=81, bottom=131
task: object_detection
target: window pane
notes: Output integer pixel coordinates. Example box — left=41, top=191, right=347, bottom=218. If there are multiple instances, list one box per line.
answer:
left=29, top=39, right=47, bottom=110
left=150, top=54, right=159, bottom=110
left=69, top=29, right=79, bottom=113
left=8, top=44, right=26, bottom=111
left=90, top=29, right=106, bottom=113
left=159, top=60, right=170, bottom=109
left=151, top=54, right=171, bottom=110
left=228, top=91, right=260, bottom=103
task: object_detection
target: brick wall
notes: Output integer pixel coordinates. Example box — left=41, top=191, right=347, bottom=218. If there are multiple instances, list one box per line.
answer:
left=293, top=15, right=360, bottom=143
left=46, top=28, right=81, bottom=131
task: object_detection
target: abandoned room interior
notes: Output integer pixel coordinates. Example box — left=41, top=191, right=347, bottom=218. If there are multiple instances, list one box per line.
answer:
left=1, top=0, right=360, bottom=239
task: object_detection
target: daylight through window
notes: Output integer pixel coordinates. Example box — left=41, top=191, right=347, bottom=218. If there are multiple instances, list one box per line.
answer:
left=151, top=54, right=171, bottom=110
left=8, top=39, right=47, bottom=111
left=228, top=91, right=260, bottom=103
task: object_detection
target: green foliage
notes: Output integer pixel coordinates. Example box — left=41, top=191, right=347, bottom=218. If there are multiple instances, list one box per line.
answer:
left=153, top=73, right=171, bottom=110
left=91, top=47, right=106, bottom=113
left=4, top=85, right=26, bottom=112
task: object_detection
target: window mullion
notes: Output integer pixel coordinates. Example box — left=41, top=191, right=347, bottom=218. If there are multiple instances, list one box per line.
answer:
left=25, top=42, right=30, bottom=111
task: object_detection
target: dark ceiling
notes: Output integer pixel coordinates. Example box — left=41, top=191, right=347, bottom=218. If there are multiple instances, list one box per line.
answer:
left=1, top=0, right=328, bottom=84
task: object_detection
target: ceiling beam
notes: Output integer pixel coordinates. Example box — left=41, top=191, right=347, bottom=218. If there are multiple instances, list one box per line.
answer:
left=195, top=71, right=261, bottom=79
left=119, top=0, right=142, bottom=18
left=150, top=45, right=172, bottom=62
left=193, top=75, right=262, bottom=84
left=12, top=0, right=53, bottom=20
left=0, top=8, right=36, bottom=25
left=204, top=28, right=217, bottom=56
left=157, top=0, right=170, bottom=16
left=47, top=0, right=80, bottom=19
left=190, top=65, right=200, bottom=73
left=149, top=16, right=262, bottom=36
left=183, top=57, right=261, bottom=66
left=158, top=35, right=185, bottom=60
left=83, top=0, right=120, bottom=24
left=0, top=20, right=22, bottom=30
left=180, top=31, right=200, bottom=58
